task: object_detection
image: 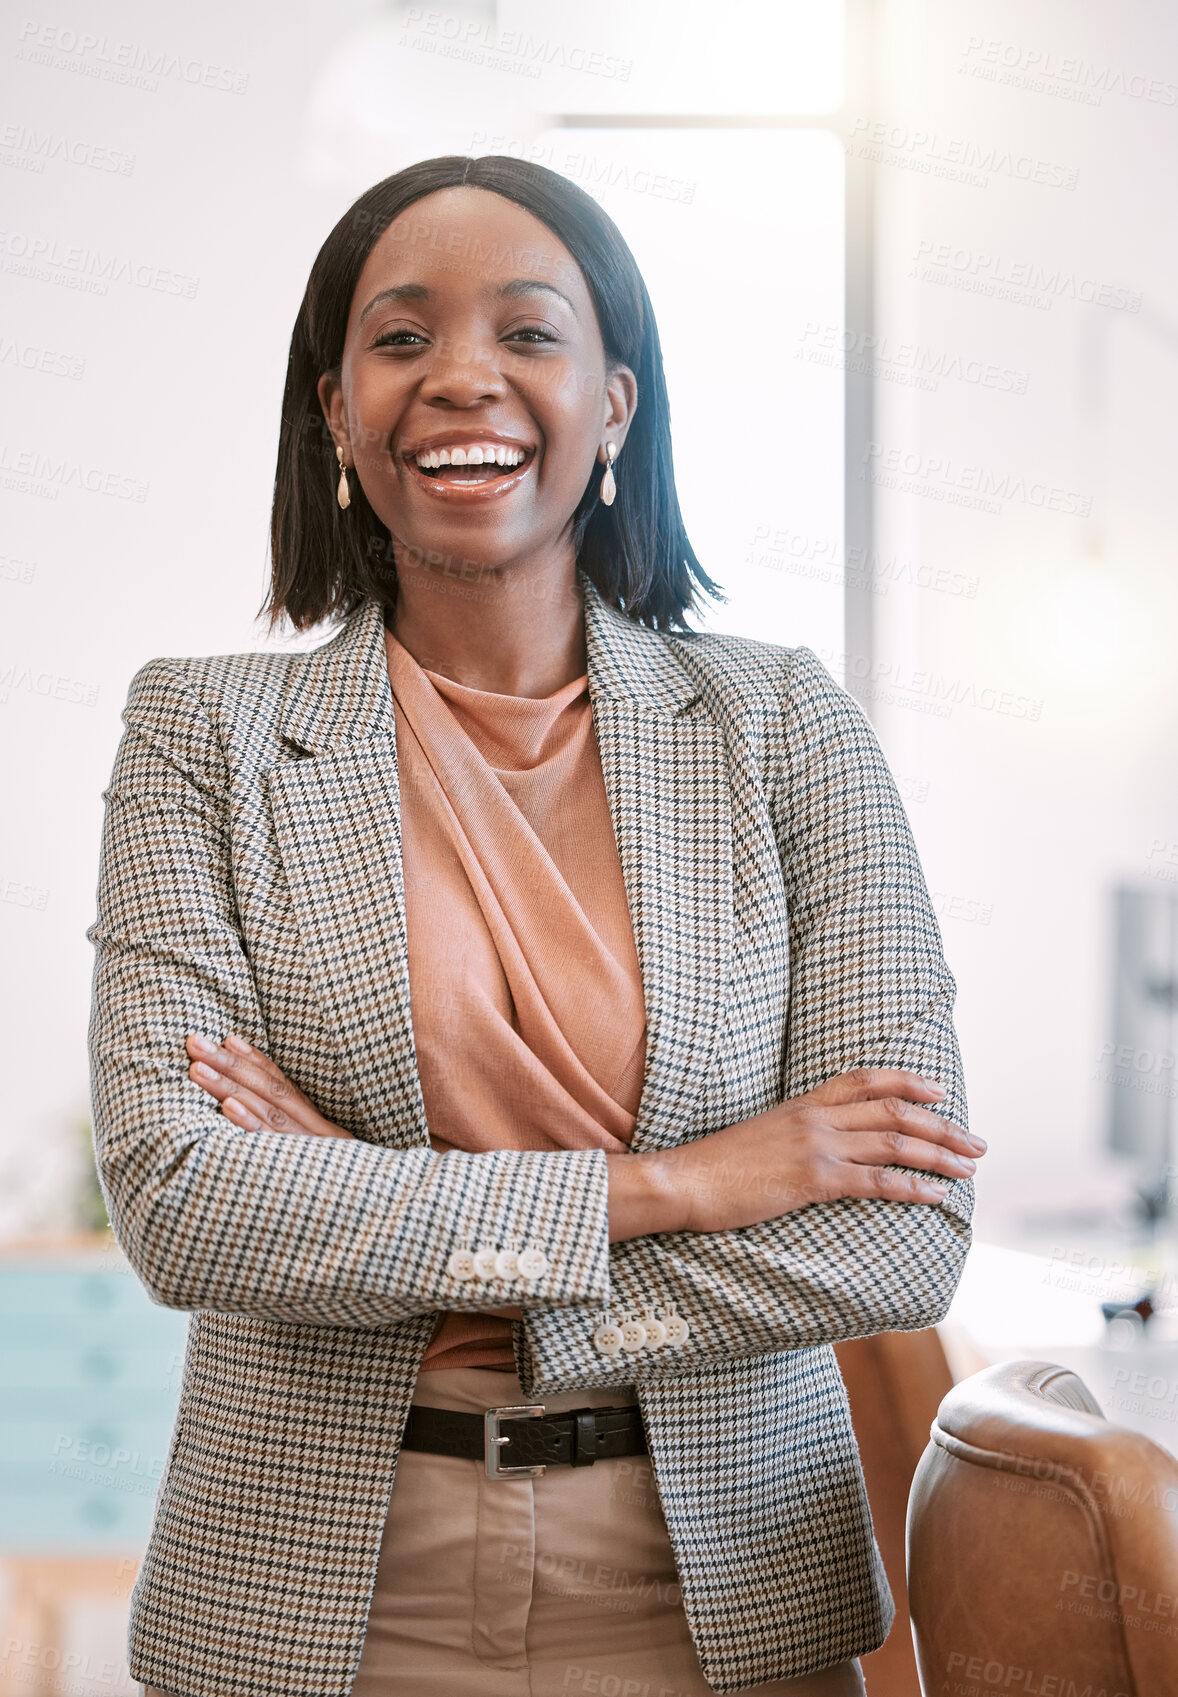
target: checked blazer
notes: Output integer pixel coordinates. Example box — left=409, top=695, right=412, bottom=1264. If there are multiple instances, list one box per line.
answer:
left=87, top=564, right=973, bottom=1696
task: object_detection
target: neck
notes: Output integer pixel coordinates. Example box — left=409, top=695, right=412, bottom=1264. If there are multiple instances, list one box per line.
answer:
left=387, top=555, right=588, bottom=698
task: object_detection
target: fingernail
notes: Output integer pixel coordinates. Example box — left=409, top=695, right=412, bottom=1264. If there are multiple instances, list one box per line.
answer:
left=925, top=1081, right=947, bottom=1097
left=192, top=1061, right=220, bottom=1084
left=189, top=1034, right=217, bottom=1057
left=224, top=1096, right=258, bottom=1130
left=968, top=1132, right=987, bottom=1151
left=224, top=1033, right=251, bottom=1056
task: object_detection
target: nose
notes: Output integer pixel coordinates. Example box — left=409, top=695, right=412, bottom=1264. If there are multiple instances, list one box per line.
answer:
left=420, top=328, right=507, bottom=407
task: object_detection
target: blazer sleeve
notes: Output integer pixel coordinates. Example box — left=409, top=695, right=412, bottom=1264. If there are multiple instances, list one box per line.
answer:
left=87, top=658, right=611, bottom=1327
left=515, top=644, right=973, bottom=1394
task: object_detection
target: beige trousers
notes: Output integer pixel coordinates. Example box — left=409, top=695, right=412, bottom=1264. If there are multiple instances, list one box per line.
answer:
left=145, top=1366, right=867, bottom=1697
left=350, top=1366, right=866, bottom=1696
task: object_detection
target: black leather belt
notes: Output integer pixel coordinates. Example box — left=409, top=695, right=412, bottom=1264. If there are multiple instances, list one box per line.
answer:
left=402, top=1401, right=647, bottom=1479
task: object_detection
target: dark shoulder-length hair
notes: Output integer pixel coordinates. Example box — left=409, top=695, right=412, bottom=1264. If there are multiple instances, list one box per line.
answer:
left=263, top=154, right=724, bottom=635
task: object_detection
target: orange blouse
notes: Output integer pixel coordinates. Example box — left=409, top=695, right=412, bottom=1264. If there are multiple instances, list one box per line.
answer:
left=384, top=626, right=648, bottom=1371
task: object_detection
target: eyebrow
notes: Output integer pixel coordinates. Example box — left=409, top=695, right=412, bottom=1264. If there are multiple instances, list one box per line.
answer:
left=357, top=277, right=578, bottom=326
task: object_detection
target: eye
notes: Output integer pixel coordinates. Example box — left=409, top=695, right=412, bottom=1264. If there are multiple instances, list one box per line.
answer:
left=371, top=329, right=427, bottom=350
left=506, top=325, right=558, bottom=345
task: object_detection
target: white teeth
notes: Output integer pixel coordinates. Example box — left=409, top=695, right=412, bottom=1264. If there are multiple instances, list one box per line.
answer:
left=414, top=444, right=527, bottom=470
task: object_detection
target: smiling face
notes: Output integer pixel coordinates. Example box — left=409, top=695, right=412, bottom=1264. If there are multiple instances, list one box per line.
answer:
left=317, top=186, right=636, bottom=584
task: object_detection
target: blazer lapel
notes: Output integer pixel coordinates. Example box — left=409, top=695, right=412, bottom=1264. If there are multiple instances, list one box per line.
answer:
left=264, top=574, right=733, bottom=1158
left=266, top=599, right=431, bottom=1150
left=579, top=571, right=733, bottom=1153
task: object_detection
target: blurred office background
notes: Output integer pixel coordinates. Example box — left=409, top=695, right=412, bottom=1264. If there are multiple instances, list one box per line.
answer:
left=1, top=1, right=1176, bottom=1691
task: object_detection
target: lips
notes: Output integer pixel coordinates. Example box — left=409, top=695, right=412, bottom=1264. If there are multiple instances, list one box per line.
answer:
left=399, top=444, right=536, bottom=504
left=414, top=458, right=525, bottom=485
left=397, top=432, right=537, bottom=501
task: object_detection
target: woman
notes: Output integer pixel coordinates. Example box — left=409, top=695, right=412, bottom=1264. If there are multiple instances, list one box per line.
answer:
left=87, top=155, right=984, bottom=1697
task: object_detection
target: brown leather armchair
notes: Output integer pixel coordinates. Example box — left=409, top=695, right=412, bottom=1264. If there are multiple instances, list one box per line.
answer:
left=906, top=1358, right=1178, bottom=1697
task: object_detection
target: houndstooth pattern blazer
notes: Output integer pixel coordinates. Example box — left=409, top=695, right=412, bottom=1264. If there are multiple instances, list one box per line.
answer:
left=87, top=565, right=973, bottom=1696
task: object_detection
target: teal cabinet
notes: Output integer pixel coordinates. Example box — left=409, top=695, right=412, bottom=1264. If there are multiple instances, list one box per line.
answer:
left=0, top=1243, right=189, bottom=1552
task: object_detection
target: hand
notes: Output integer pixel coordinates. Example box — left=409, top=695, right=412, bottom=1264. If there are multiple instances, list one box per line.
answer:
left=185, top=1031, right=356, bottom=1140
left=615, top=1068, right=984, bottom=1239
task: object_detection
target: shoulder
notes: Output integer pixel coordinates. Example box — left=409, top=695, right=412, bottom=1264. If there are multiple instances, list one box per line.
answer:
left=121, top=646, right=297, bottom=750
left=123, top=606, right=360, bottom=727
left=119, top=617, right=356, bottom=780
left=652, top=623, right=897, bottom=815
left=656, top=622, right=864, bottom=727
left=127, top=645, right=303, bottom=712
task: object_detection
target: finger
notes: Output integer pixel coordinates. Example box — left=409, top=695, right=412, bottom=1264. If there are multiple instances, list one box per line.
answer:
left=828, top=1094, right=981, bottom=1154
left=221, top=1095, right=267, bottom=1133
left=187, top=1056, right=315, bottom=1137
left=220, top=1087, right=353, bottom=1141
left=826, top=1162, right=959, bottom=1206
left=831, top=1126, right=977, bottom=1181
left=186, top=1034, right=314, bottom=1124
left=802, top=1068, right=949, bottom=1110
left=189, top=1072, right=276, bottom=1132
left=218, top=1081, right=305, bottom=1136
left=222, top=1031, right=305, bottom=1096
left=187, top=1032, right=301, bottom=1101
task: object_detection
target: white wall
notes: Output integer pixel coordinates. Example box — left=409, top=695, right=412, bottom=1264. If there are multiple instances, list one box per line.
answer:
left=865, top=0, right=1178, bottom=1237
left=0, top=0, right=845, bottom=1233
left=3, top=0, right=1175, bottom=1250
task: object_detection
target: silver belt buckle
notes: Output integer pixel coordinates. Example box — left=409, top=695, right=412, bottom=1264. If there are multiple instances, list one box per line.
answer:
left=484, top=1403, right=547, bottom=1479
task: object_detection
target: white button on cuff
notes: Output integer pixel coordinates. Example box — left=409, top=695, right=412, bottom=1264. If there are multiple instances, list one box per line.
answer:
left=446, top=1249, right=476, bottom=1281
left=472, top=1247, right=499, bottom=1279
left=494, top=1248, right=520, bottom=1279
left=641, top=1314, right=668, bottom=1349
left=517, top=1246, right=549, bottom=1280
left=620, top=1319, right=647, bottom=1353
left=594, top=1321, right=624, bottom=1356
left=662, top=1313, right=690, bottom=1347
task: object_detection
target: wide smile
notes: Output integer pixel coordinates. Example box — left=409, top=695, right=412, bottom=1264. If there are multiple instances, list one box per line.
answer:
left=399, top=442, right=537, bottom=503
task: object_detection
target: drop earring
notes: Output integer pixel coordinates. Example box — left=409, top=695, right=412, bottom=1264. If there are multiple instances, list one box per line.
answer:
left=600, top=441, right=618, bottom=507
left=336, top=445, right=351, bottom=511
